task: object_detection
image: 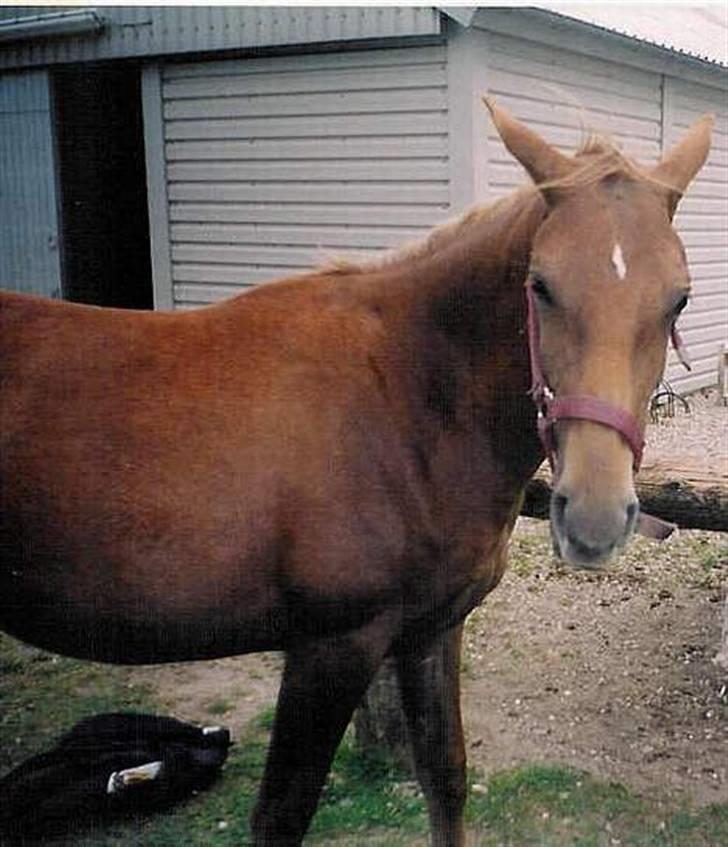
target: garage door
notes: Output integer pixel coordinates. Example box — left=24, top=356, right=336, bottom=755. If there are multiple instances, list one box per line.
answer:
left=0, top=70, right=62, bottom=298
left=156, top=45, right=450, bottom=308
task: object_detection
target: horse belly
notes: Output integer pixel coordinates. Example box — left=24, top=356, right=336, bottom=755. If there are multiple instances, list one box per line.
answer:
left=0, top=544, right=286, bottom=665
left=0, top=473, right=289, bottom=663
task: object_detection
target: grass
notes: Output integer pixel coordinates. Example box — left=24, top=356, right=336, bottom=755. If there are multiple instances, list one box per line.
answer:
left=1, top=633, right=727, bottom=846
left=466, top=764, right=728, bottom=846
left=205, top=697, right=234, bottom=717
left=0, top=637, right=154, bottom=775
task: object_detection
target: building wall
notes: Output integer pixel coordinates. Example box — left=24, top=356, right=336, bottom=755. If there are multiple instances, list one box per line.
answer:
left=484, top=30, right=663, bottom=175
left=144, top=44, right=450, bottom=309
left=144, top=24, right=725, bottom=390
left=667, top=76, right=728, bottom=393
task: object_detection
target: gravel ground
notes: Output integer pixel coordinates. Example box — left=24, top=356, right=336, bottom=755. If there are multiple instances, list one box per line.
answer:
left=644, top=387, right=727, bottom=466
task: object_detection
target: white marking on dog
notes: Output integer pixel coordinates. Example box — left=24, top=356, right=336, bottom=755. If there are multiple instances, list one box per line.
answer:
left=611, top=244, right=627, bottom=280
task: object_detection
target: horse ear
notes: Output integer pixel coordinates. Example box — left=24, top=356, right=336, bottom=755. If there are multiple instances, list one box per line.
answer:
left=650, top=113, right=714, bottom=216
left=483, top=96, right=573, bottom=189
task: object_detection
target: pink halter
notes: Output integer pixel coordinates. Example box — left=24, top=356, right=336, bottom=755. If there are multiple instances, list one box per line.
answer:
left=526, top=283, right=689, bottom=473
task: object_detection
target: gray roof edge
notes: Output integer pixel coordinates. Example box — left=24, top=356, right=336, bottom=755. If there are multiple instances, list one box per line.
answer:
left=531, top=6, right=727, bottom=69
left=437, top=7, right=478, bottom=29
left=469, top=6, right=728, bottom=82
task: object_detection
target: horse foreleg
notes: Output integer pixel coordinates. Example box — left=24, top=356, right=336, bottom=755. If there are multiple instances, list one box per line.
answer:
left=397, top=624, right=467, bottom=847
left=250, top=617, right=395, bottom=846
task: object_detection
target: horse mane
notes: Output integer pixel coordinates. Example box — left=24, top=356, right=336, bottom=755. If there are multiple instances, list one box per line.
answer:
left=323, top=135, right=666, bottom=277
left=322, top=188, right=536, bottom=276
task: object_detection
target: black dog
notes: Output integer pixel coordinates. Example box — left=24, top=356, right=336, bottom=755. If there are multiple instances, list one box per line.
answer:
left=0, top=713, right=231, bottom=841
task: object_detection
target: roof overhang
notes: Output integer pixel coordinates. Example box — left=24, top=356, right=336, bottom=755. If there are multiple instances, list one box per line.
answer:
left=451, top=6, right=728, bottom=87
left=439, top=6, right=478, bottom=29
left=0, top=9, right=105, bottom=44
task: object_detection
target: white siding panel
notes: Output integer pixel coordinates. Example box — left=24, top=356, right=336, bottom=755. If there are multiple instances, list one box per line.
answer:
left=679, top=196, right=728, bottom=217
left=486, top=32, right=663, bottom=198
left=168, top=203, right=443, bottom=228
left=487, top=32, right=664, bottom=101
left=165, top=113, right=444, bottom=141
left=168, top=182, right=448, bottom=205
left=669, top=76, right=728, bottom=392
left=166, top=136, right=448, bottom=161
left=163, top=45, right=445, bottom=80
left=170, top=224, right=424, bottom=250
left=164, top=88, right=447, bottom=120
left=175, top=265, right=303, bottom=286
left=487, top=93, right=660, bottom=143
left=172, top=244, right=333, bottom=268
left=167, top=160, right=445, bottom=183
left=164, top=65, right=446, bottom=99
left=160, top=46, right=449, bottom=307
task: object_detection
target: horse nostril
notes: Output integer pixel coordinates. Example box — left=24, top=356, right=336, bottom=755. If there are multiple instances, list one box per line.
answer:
left=625, top=501, right=639, bottom=531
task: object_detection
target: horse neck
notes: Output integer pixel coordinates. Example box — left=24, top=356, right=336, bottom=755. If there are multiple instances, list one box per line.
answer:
left=377, top=188, right=546, bottom=473
left=399, top=188, right=545, bottom=363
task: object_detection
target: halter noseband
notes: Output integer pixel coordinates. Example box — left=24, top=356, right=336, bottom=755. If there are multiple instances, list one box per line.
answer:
left=526, top=283, right=689, bottom=473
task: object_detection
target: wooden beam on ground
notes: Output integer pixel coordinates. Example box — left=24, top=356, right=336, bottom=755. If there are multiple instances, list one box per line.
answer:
left=522, top=461, right=728, bottom=532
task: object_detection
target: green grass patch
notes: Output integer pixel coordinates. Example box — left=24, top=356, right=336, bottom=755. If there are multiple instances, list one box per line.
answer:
left=311, top=740, right=426, bottom=838
left=466, top=763, right=728, bottom=846
left=205, top=697, right=233, bottom=717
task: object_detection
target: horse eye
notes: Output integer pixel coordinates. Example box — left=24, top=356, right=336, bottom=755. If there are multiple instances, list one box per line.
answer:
left=530, top=273, right=554, bottom=305
left=673, top=294, right=689, bottom=316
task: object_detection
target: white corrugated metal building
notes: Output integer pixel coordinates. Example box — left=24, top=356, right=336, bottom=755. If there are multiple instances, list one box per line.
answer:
left=0, top=5, right=726, bottom=391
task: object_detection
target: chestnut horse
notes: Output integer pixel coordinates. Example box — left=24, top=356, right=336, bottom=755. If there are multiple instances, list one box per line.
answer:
left=0, top=103, right=712, bottom=845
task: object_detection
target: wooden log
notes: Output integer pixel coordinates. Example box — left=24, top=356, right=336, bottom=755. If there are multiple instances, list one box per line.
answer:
left=353, top=658, right=412, bottom=771
left=522, top=460, right=728, bottom=532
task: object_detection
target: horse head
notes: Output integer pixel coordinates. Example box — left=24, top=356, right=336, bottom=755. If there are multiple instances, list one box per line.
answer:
left=486, top=99, right=713, bottom=567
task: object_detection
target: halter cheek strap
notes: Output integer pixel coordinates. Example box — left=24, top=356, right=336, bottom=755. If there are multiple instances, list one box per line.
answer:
left=671, top=322, right=691, bottom=371
left=526, top=284, right=689, bottom=473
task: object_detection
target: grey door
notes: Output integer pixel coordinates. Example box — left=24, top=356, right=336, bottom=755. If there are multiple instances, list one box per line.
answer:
left=0, top=69, right=62, bottom=297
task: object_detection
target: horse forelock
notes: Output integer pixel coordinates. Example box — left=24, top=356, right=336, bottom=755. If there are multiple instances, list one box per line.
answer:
left=543, top=134, right=679, bottom=195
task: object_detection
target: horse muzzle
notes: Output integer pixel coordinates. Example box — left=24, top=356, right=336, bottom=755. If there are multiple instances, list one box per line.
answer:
left=549, top=487, right=640, bottom=568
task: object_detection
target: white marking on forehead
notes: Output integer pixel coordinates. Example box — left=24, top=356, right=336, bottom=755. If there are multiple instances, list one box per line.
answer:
left=611, top=243, right=627, bottom=280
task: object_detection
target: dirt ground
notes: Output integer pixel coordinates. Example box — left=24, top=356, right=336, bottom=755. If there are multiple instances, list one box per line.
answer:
left=130, top=393, right=727, bottom=809
left=462, top=520, right=727, bottom=806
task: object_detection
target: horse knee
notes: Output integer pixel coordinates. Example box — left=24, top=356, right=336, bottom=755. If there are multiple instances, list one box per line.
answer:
left=438, top=761, right=467, bottom=807
left=417, top=754, right=466, bottom=810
